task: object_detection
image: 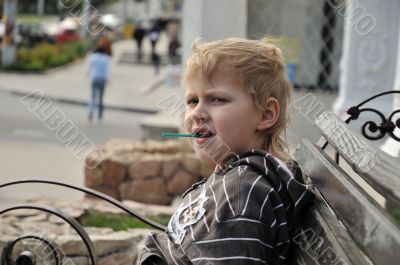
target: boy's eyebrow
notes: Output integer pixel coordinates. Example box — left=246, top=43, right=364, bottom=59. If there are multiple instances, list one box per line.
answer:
left=204, top=89, right=231, bottom=97
left=185, top=88, right=219, bottom=96
left=184, top=92, right=196, bottom=99
left=203, top=88, right=219, bottom=93
left=185, top=87, right=229, bottom=99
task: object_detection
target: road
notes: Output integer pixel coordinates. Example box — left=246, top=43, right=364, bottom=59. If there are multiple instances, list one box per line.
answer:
left=0, top=0, right=173, bottom=209
left=0, top=90, right=150, bottom=208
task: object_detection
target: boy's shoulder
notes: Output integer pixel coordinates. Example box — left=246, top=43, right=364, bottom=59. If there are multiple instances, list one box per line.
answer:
left=209, top=149, right=310, bottom=219
left=217, top=149, right=298, bottom=182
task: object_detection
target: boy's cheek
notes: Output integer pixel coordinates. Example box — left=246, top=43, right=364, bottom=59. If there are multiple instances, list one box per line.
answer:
left=183, top=114, right=192, bottom=130
left=183, top=120, right=190, bottom=132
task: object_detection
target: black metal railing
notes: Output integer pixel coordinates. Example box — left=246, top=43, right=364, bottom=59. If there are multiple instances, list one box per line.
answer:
left=345, top=90, right=400, bottom=141
left=0, top=180, right=166, bottom=265
left=320, top=90, right=400, bottom=163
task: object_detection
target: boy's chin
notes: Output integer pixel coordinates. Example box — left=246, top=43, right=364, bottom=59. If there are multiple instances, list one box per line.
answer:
left=196, top=150, right=217, bottom=168
left=194, top=148, right=232, bottom=170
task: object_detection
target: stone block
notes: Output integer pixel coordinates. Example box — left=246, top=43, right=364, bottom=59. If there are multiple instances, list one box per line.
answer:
left=122, top=200, right=175, bottom=218
left=68, top=256, right=89, bottom=265
left=182, top=155, right=202, bottom=176
left=85, top=166, right=104, bottom=186
left=85, top=154, right=104, bottom=169
left=119, top=179, right=172, bottom=205
left=102, top=159, right=127, bottom=188
left=58, top=231, right=138, bottom=256
left=86, top=186, right=119, bottom=200
left=99, top=249, right=135, bottom=265
left=200, top=164, right=214, bottom=178
left=129, top=159, right=162, bottom=180
left=162, top=156, right=181, bottom=179
left=168, top=170, right=199, bottom=195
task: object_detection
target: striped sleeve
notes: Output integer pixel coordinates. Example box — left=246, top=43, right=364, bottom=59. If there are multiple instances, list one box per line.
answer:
left=185, top=216, right=287, bottom=265
left=137, top=232, right=168, bottom=265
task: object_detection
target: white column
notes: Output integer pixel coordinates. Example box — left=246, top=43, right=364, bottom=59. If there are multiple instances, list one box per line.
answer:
left=333, top=0, right=400, bottom=116
left=2, top=0, right=17, bottom=66
left=182, top=0, right=247, bottom=63
left=149, top=0, right=248, bottom=139
left=57, top=0, right=64, bottom=13
left=148, top=0, right=162, bottom=19
left=82, top=0, right=90, bottom=38
left=120, top=0, right=128, bottom=24
left=380, top=25, right=400, bottom=157
left=37, top=0, right=45, bottom=16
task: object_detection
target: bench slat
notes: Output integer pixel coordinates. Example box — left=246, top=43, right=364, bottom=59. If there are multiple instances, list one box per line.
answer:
left=295, top=139, right=400, bottom=265
left=291, top=191, right=370, bottom=265
left=315, top=111, right=400, bottom=205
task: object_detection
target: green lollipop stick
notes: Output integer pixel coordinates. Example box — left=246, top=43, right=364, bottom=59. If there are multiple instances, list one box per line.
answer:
left=161, top=133, right=201, bottom=138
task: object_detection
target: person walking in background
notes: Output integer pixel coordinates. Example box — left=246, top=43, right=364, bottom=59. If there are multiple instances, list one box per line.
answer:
left=86, top=40, right=111, bottom=122
left=133, top=23, right=146, bottom=62
left=168, top=36, right=181, bottom=65
left=149, top=26, right=160, bottom=54
left=151, top=51, right=161, bottom=75
left=96, top=35, right=113, bottom=57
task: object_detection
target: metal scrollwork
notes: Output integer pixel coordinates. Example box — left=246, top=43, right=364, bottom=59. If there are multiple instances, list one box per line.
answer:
left=345, top=90, right=400, bottom=141
left=1, top=234, right=61, bottom=265
left=0, top=180, right=166, bottom=231
left=0, top=179, right=167, bottom=265
left=0, top=204, right=96, bottom=265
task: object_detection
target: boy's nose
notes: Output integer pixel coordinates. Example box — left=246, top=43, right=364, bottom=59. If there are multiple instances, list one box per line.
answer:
left=191, top=105, right=209, bottom=123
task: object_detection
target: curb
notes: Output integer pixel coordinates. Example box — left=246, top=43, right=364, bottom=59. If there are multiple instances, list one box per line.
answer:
left=0, top=88, right=158, bottom=115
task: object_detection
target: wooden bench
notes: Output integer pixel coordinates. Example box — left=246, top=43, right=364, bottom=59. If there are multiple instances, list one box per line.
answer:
left=1, top=92, right=399, bottom=265
left=291, top=109, right=400, bottom=265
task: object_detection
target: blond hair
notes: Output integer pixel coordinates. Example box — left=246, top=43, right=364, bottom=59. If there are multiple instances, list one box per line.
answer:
left=184, top=37, right=293, bottom=164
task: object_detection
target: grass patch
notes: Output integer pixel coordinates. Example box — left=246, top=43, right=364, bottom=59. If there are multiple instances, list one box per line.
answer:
left=79, top=210, right=171, bottom=231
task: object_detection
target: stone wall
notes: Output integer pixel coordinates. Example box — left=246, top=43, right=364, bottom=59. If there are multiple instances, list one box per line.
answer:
left=85, top=139, right=213, bottom=205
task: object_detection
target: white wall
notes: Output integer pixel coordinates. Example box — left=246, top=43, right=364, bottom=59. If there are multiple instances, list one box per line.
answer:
left=182, top=0, right=247, bottom=63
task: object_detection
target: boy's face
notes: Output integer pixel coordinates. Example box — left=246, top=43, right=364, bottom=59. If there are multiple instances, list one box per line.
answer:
left=184, top=67, right=265, bottom=167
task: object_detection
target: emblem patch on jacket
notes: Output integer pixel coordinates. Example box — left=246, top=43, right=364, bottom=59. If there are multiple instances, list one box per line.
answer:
left=167, top=189, right=208, bottom=244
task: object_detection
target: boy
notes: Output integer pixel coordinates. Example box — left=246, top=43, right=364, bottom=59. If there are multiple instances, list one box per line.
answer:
left=136, top=38, right=314, bottom=264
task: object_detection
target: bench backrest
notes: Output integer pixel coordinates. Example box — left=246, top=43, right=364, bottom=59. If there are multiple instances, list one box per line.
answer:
left=293, top=111, right=400, bottom=265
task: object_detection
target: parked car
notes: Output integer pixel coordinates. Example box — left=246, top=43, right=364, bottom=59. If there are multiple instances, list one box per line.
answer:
left=57, top=29, right=81, bottom=43
left=56, top=17, right=81, bottom=43
left=17, top=22, right=55, bottom=47
left=99, top=14, right=123, bottom=40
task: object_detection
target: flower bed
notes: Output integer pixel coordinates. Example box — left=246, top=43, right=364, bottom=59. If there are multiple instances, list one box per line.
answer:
left=1, top=41, right=89, bottom=72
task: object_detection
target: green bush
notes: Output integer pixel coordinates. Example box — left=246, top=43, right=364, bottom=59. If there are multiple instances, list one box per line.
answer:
left=2, top=40, right=89, bottom=72
left=24, top=60, right=46, bottom=71
left=48, top=54, right=71, bottom=67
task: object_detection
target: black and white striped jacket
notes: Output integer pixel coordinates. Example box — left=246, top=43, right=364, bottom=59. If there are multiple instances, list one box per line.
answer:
left=137, top=150, right=314, bottom=265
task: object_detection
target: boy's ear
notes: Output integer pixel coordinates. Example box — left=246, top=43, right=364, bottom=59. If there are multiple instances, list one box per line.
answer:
left=256, top=97, right=280, bottom=131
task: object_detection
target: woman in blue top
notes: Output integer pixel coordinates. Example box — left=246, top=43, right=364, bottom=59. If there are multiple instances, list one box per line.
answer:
left=86, top=41, right=111, bottom=121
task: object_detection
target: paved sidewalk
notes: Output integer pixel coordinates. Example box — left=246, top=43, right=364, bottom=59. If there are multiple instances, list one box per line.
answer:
left=0, top=36, right=184, bottom=114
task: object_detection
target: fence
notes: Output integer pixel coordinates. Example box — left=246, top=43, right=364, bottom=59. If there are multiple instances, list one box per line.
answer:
left=248, top=0, right=345, bottom=91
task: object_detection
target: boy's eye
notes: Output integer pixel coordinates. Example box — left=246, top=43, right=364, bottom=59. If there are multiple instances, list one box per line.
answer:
left=186, top=99, right=198, bottom=105
left=211, top=97, right=226, bottom=103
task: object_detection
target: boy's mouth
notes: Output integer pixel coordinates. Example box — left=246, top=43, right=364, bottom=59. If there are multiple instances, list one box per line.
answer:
left=193, top=128, right=215, bottom=138
left=193, top=128, right=215, bottom=144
